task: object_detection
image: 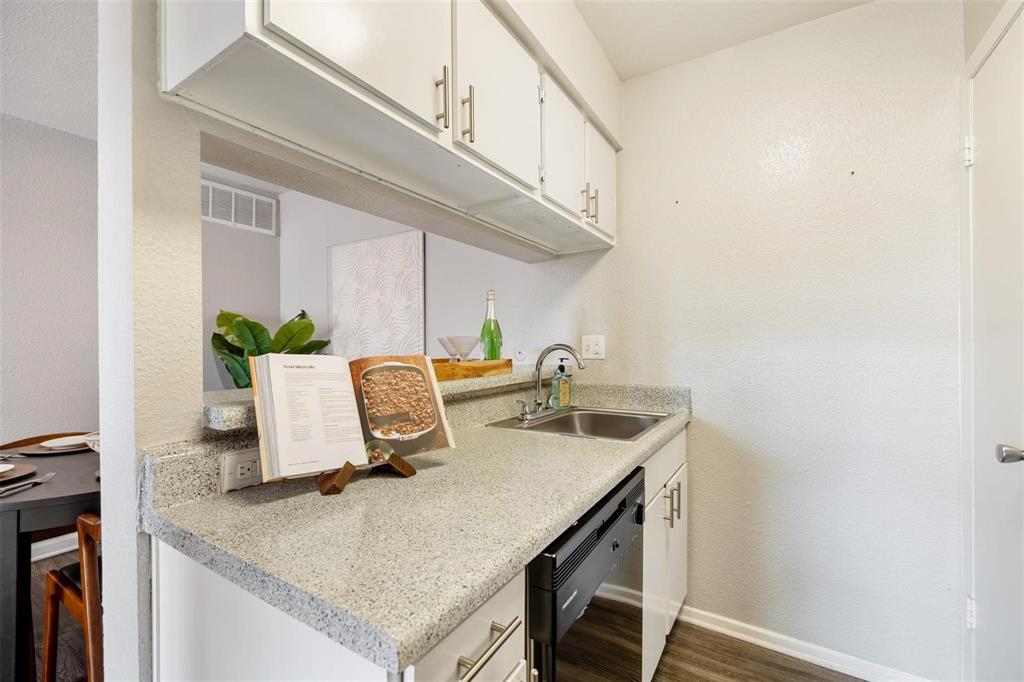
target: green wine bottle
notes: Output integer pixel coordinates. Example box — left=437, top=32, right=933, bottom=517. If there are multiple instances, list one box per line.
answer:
left=480, top=289, right=502, bottom=361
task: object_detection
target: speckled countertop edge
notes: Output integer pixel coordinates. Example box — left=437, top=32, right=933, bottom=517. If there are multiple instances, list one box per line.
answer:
left=142, top=384, right=691, bottom=672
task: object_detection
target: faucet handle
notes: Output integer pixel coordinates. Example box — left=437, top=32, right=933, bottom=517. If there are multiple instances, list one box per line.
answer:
left=516, top=400, right=529, bottom=419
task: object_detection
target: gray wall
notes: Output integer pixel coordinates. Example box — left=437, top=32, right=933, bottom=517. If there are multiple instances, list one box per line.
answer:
left=202, top=222, right=281, bottom=390
left=0, top=0, right=98, bottom=442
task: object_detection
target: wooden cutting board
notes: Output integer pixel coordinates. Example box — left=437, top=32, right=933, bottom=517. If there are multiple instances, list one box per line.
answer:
left=431, top=358, right=512, bottom=382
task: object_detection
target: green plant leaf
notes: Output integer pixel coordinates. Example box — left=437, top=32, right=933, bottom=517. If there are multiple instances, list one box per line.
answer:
left=232, top=319, right=272, bottom=355
left=216, top=309, right=244, bottom=334
left=287, top=339, right=330, bottom=355
left=211, top=332, right=244, bottom=357
left=289, top=309, right=310, bottom=322
left=271, top=319, right=315, bottom=353
left=217, top=351, right=251, bottom=388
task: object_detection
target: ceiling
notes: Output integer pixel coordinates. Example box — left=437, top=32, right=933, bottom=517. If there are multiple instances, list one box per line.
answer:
left=574, top=0, right=870, bottom=80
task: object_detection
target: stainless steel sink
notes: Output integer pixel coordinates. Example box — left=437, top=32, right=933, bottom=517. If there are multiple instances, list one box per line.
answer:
left=488, top=407, right=670, bottom=441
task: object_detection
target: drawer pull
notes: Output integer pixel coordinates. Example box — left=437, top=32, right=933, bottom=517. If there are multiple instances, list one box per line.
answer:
left=457, top=616, right=522, bottom=682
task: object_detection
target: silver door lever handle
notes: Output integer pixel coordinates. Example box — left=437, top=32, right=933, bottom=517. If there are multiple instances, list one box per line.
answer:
left=996, top=444, right=1024, bottom=463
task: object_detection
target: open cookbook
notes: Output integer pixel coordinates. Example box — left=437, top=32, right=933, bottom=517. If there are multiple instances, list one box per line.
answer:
left=249, top=354, right=454, bottom=481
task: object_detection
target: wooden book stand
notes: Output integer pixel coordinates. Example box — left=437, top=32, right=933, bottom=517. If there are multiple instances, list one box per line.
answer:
left=315, top=453, right=416, bottom=496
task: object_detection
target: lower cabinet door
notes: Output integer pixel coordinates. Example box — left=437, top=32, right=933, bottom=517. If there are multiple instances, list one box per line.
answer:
left=412, top=571, right=525, bottom=681
left=642, top=493, right=667, bottom=682
left=664, top=463, right=688, bottom=634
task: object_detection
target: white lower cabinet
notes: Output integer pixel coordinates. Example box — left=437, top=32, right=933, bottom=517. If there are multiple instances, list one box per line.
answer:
left=640, top=431, right=688, bottom=682
left=411, top=571, right=526, bottom=682
left=641, top=493, right=668, bottom=682
left=664, top=463, right=688, bottom=633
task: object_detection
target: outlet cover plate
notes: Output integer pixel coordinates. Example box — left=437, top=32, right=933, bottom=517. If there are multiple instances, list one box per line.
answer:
left=222, top=447, right=262, bottom=492
left=581, top=334, right=606, bottom=360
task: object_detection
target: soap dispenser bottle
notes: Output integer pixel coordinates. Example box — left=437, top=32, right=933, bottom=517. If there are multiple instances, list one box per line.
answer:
left=548, top=358, right=572, bottom=410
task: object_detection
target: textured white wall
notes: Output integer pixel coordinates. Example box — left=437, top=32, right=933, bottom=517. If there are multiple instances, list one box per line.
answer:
left=278, top=191, right=412, bottom=336
left=428, top=2, right=963, bottom=677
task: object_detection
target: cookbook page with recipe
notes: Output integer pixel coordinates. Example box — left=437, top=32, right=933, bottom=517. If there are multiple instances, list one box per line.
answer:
left=347, top=355, right=454, bottom=460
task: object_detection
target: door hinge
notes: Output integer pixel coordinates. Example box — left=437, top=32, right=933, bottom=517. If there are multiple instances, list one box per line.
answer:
left=963, top=135, right=975, bottom=167
left=538, top=84, right=545, bottom=104
left=538, top=165, right=545, bottom=185
left=966, top=596, right=977, bottom=629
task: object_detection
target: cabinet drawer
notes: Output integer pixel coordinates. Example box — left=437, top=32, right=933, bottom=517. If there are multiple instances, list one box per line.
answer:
left=413, top=571, right=525, bottom=682
left=643, top=432, right=686, bottom=505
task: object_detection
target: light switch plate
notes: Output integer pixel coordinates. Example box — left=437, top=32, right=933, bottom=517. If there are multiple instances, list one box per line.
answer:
left=581, top=334, right=606, bottom=360
left=221, top=447, right=262, bottom=492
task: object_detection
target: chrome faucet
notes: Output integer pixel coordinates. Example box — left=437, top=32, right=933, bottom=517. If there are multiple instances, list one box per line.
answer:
left=520, top=343, right=586, bottom=421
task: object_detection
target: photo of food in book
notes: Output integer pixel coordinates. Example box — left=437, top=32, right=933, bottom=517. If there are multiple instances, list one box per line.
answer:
left=353, top=358, right=451, bottom=456
left=248, top=353, right=453, bottom=481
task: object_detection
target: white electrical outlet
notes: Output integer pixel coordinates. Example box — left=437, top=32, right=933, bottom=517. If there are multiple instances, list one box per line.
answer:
left=222, top=447, right=262, bottom=492
left=581, top=334, right=606, bottom=360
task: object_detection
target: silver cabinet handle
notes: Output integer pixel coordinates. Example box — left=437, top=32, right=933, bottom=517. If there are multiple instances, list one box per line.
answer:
left=674, top=481, right=682, bottom=520
left=462, top=85, right=475, bottom=143
left=435, top=65, right=450, bottom=129
left=592, top=188, right=599, bottom=224
left=664, top=488, right=674, bottom=528
left=457, top=616, right=521, bottom=682
left=581, top=182, right=591, bottom=218
left=997, top=444, right=1024, bottom=463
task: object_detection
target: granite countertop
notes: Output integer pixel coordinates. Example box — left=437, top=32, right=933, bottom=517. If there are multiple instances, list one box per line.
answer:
left=143, top=382, right=691, bottom=673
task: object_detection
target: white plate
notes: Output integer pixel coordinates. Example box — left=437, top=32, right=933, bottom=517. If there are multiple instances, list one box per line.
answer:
left=40, top=435, right=88, bottom=449
left=0, top=464, right=13, bottom=474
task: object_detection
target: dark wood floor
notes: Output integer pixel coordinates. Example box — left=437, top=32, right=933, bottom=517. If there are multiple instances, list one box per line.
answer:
left=654, top=621, right=861, bottom=682
left=30, top=551, right=87, bottom=682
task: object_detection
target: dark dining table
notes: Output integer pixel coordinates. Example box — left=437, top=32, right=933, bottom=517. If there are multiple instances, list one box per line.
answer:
left=0, top=448, right=100, bottom=682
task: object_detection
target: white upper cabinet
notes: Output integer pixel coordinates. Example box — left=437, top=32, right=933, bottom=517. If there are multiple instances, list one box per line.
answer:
left=455, top=0, right=542, bottom=189
left=160, top=0, right=616, bottom=259
left=263, top=0, right=452, bottom=131
left=585, top=121, right=617, bottom=237
left=541, top=74, right=586, bottom=216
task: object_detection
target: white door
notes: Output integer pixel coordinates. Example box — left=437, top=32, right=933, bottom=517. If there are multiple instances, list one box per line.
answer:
left=585, top=122, right=617, bottom=237
left=263, top=0, right=451, bottom=131
left=455, top=0, right=541, bottom=189
left=641, top=492, right=667, bottom=682
left=664, top=464, right=687, bottom=633
left=541, top=74, right=586, bottom=215
left=969, top=13, right=1024, bottom=681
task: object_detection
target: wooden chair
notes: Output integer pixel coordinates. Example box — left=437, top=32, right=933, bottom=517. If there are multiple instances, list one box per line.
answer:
left=42, top=513, right=102, bottom=682
left=0, top=431, right=88, bottom=449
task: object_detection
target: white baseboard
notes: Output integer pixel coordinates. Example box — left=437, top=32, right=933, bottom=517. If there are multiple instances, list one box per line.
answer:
left=31, top=532, right=77, bottom=562
left=680, top=606, right=925, bottom=682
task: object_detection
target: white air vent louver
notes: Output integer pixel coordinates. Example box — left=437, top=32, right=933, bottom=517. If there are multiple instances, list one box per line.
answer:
left=200, top=179, right=277, bottom=236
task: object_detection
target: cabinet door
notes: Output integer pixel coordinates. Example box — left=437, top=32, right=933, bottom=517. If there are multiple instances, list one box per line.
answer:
left=264, top=0, right=451, bottom=131
left=456, top=0, right=541, bottom=189
left=664, top=463, right=688, bottom=634
left=541, top=75, right=586, bottom=215
left=584, top=122, right=617, bottom=237
left=642, top=494, right=667, bottom=682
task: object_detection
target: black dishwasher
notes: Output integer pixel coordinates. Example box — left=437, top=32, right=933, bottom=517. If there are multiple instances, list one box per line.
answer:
left=528, top=467, right=645, bottom=681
